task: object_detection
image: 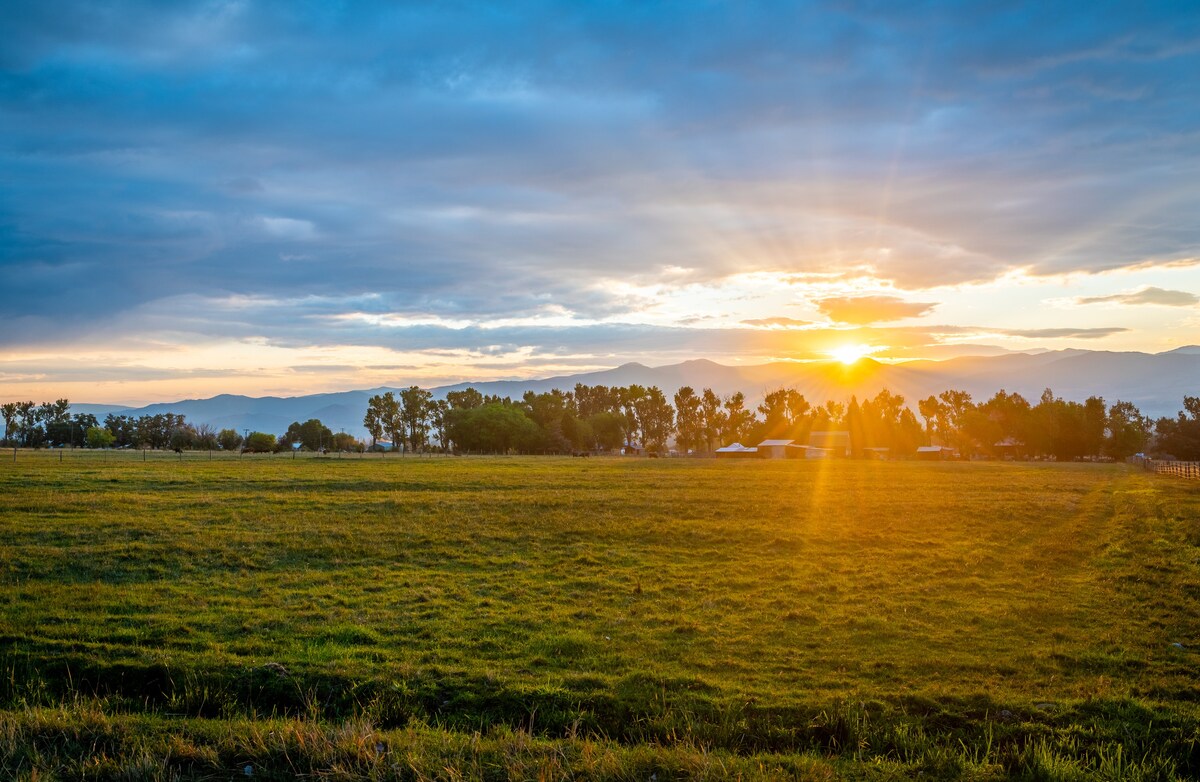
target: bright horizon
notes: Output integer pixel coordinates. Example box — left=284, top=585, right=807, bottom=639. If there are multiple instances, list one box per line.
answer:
left=3, top=3, right=1199, bottom=405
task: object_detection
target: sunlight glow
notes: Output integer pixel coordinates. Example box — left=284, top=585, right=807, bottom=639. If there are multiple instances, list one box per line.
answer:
left=828, top=344, right=875, bottom=365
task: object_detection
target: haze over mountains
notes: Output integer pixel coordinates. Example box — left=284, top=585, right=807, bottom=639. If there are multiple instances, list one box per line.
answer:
left=71, top=348, right=1200, bottom=439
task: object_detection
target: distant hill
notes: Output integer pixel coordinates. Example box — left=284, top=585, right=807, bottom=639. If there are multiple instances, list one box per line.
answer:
left=72, top=348, right=1200, bottom=438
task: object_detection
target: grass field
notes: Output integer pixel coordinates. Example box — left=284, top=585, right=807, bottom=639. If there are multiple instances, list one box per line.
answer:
left=1, top=453, right=1198, bottom=780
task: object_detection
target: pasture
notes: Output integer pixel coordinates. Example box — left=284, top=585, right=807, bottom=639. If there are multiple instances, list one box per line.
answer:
left=0, top=454, right=1198, bottom=779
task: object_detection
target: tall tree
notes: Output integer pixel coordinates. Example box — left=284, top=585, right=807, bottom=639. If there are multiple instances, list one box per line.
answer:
left=364, top=392, right=402, bottom=451
left=673, top=386, right=703, bottom=453
left=757, top=389, right=793, bottom=439
left=400, top=386, right=433, bottom=452
left=1105, top=400, right=1149, bottom=460
left=15, top=401, right=37, bottom=447
left=1, top=402, right=16, bottom=445
left=918, top=396, right=945, bottom=444
left=429, top=399, right=451, bottom=451
left=721, top=392, right=755, bottom=444
left=620, top=385, right=647, bottom=447
left=699, top=388, right=725, bottom=451
left=634, top=386, right=675, bottom=453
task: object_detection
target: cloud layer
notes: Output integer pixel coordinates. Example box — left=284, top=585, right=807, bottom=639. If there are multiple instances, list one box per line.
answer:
left=2, top=1, right=1200, bottom=399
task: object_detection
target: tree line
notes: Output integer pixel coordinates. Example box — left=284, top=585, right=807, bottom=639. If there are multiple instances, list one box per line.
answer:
left=4, top=387, right=1198, bottom=460
left=361, top=384, right=1200, bottom=461
left=0, top=406, right=367, bottom=454
left=0, top=400, right=98, bottom=448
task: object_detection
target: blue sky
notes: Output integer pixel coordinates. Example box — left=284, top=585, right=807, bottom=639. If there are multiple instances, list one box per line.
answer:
left=2, top=1, right=1199, bottom=402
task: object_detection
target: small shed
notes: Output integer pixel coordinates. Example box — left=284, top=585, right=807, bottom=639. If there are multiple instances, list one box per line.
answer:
left=715, top=443, right=758, bottom=459
left=994, top=437, right=1023, bottom=459
left=755, top=439, right=795, bottom=459
left=916, top=445, right=954, bottom=460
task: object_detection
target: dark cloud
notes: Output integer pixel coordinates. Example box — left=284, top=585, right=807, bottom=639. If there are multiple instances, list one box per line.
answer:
left=2, top=0, right=1198, bottom=358
left=1076, top=286, right=1198, bottom=307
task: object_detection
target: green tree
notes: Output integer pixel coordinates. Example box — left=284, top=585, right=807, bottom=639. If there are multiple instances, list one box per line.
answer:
left=282, top=419, right=334, bottom=451
left=721, top=392, right=755, bottom=445
left=619, top=385, right=647, bottom=447
left=1, top=402, right=17, bottom=445
left=104, top=414, right=136, bottom=448
left=1105, top=400, right=1149, bottom=460
left=364, top=392, right=402, bottom=451
left=585, top=411, right=625, bottom=451
left=244, top=432, right=277, bottom=453
left=634, top=386, right=675, bottom=454
left=918, top=396, right=945, bottom=444
left=15, top=401, right=37, bottom=447
left=673, top=386, right=703, bottom=453
left=446, top=403, right=540, bottom=453
left=522, top=390, right=573, bottom=453
left=330, top=431, right=362, bottom=452
left=757, top=389, right=793, bottom=440
left=429, top=399, right=451, bottom=451
left=699, top=388, right=725, bottom=451
left=1153, top=397, right=1200, bottom=460
left=574, top=384, right=621, bottom=418
left=169, top=426, right=196, bottom=451
left=217, top=428, right=244, bottom=451
left=400, top=386, right=433, bottom=452
left=445, top=388, right=485, bottom=410
left=85, top=426, right=115, bottom=449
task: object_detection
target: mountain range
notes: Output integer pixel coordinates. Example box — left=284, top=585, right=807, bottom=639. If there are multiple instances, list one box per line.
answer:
left=71, top=347, right=1200, bottom=439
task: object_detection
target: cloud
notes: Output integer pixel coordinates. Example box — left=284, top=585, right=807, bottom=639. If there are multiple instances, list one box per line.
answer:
left=2, top=1, right=1199, bottom=396
left=816, top=296, right=939, bottom=325
left=740, top=317, right=811, bottom=329
left=1076, top=286, right=1198, bottom=306
left=994, top=327, right=1128, bottom=339
left=255, top=216, right=317, bottom=240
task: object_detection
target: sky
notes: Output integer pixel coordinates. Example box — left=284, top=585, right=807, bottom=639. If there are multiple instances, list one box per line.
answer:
left=2, top=1, right=1199, bottom=404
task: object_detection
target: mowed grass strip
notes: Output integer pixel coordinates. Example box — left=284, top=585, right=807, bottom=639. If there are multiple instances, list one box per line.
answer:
left=1, top=455, right=1199, bottom=776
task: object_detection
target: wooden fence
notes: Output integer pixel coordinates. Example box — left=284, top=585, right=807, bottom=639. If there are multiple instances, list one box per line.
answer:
left=1143, top=460, right=1200, bottom=480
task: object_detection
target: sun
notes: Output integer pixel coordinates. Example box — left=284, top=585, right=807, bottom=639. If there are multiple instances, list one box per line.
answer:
left=828, top=344, right=874, bottom=365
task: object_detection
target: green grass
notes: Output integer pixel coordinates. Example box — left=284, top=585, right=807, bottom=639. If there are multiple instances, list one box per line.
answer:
left=1, top=453, right=1198, bottom=779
